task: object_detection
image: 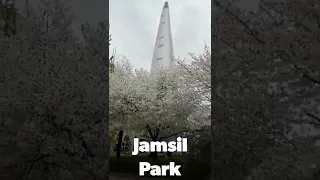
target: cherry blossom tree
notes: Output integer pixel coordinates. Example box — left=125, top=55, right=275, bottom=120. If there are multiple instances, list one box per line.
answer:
left=109, top=56, right=206, bottom=158
left=211, top=0, right=320, bottom=179
left=0, top=0, right=108, bottom=179
left=177, top=44, right=211, bottom=127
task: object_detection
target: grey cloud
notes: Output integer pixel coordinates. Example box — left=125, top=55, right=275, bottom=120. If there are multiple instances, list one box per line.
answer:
left=110, top=0, right=211, bottom=71
left=173, top=6, right=201, bottom=59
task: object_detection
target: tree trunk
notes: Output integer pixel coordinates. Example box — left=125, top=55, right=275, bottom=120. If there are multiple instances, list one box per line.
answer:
left=149, top=135, right=160, bottom=160
left=149, top=152, right=158, bottom=160
left=145, top=124, right=160, bottom=160
left=116, top=130, right=123, bottom=159
left=166, top=152, right=172, bottom=157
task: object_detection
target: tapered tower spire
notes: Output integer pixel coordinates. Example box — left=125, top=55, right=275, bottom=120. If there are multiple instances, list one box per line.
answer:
left=150, top=1, right=174, bottom=72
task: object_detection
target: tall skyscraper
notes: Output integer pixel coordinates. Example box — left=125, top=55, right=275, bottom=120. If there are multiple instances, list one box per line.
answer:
left=150, top=1, right=174, bottom=72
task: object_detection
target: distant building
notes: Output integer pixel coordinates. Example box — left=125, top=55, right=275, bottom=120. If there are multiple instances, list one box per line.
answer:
left=150, top=1, right=174, bottom=72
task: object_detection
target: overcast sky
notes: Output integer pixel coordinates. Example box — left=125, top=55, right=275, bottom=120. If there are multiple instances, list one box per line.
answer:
left=110, top=0, right=211, bottom=71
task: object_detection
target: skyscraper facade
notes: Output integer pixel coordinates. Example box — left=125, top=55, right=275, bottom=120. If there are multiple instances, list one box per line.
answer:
left=150, top=1, right=174, bottom=72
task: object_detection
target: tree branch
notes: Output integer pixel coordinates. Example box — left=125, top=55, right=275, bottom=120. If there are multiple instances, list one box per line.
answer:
left=26, top=154, right=50, bottom=180
left=159, top=130, right=187, bottom=141
left=213, top=0, right=265, bottom=45
left=306, top=113, right=320, bottom=123
left=145, top=124, right=156, bottom=140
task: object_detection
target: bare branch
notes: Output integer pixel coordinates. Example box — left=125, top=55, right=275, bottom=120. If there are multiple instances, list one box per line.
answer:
left=306, top=113, right=320, bottom=123
left=213, top=0, right=265, bottom=44
left=26, top=154, right=50, bottom=180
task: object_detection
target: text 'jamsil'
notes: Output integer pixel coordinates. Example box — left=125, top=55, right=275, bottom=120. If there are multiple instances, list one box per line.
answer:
left=132, top=137, right=187, bottom=176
